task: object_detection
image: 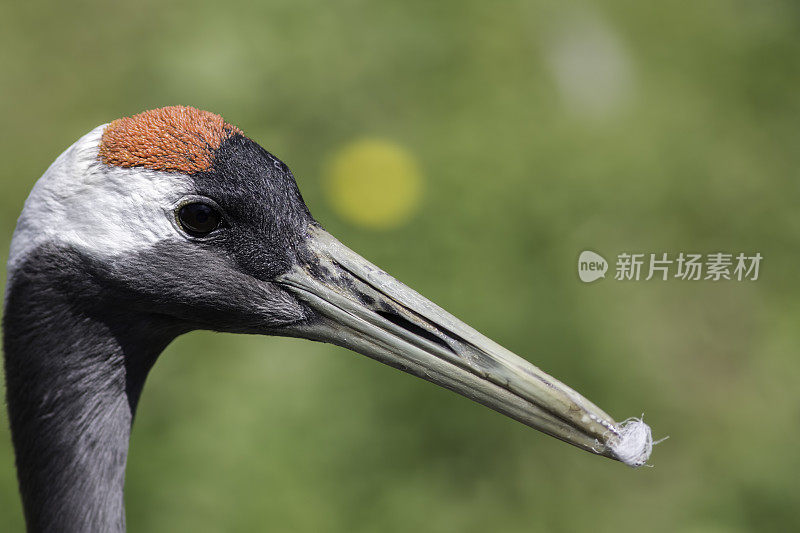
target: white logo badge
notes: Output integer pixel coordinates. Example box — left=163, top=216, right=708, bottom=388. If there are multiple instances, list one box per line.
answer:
left=578, top=251, right=608, bottom=283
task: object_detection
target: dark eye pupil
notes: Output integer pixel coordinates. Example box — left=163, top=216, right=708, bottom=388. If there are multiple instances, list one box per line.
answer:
left=178, top=203, right=221, bottom=236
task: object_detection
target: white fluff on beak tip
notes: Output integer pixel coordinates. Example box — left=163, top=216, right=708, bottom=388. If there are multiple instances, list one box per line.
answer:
left=605, top=417, right=657, bottom=467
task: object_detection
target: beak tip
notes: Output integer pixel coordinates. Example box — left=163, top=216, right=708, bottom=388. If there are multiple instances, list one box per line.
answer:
left=604, top=416, right=656, bottom=467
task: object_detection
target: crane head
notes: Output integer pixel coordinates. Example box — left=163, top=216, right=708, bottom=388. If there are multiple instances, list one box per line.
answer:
left=7, top=106, right=653, bottom=467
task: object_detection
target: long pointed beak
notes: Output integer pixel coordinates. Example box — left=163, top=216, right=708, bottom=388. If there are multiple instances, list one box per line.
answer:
left=277, top=226, right=653, bottom=466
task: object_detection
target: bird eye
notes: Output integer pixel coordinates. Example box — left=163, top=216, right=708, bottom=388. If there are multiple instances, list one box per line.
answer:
left=177, top=202, right=222, bottom=236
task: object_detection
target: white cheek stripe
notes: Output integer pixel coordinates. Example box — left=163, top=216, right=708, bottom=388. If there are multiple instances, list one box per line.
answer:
left=7, top=125, right=195, bottom=280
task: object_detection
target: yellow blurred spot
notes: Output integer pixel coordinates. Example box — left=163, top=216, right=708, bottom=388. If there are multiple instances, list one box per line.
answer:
left=324, top=139, right=422, bottom=229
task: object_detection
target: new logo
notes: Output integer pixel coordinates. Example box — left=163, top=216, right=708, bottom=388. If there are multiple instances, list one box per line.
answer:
left=578, top=251, right=608, bottom=283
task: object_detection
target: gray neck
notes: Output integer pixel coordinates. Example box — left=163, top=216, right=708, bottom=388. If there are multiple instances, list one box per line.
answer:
left=3, top=248, right=180, bottom=533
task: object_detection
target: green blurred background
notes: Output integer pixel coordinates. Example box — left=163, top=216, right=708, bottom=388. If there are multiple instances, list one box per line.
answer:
left=1, top=1, right=799, bottom=531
